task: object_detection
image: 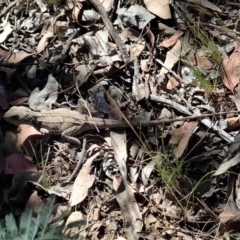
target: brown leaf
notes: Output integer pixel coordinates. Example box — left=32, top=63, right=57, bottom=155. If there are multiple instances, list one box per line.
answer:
left=195, top=55, right=213, bottom=70
left=227, top=117, right=240, bottom=130
left=222, top=43, right=240, bottom=92
left=219, top=211, right=234, bottom=223
left=3, top=153, right=37, bottom=174
left=0, top=49, right=34, bottom=64
left=160, top=30, right=183, bottom=48
left=16, top=124, right=42, bottom=151
left=166, top=77, right=180, bottom=90
left=26, top=191, right=44, bottom=209
left=169, top=121, right=198, bottom=159
left=3, top=124, right=41, bottom=154
left=70, top=157, right=96, bottom=206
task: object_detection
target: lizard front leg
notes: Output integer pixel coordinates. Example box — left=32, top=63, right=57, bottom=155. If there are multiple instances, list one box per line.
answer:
left=61, top=124, right=92, bottom=146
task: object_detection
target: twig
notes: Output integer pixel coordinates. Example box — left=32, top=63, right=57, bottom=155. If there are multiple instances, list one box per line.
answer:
left=0, top=0, right=18, bottom=18
left=89, top=0, right=129, bottom=63
left=67, top=138, right=87, bottom=182
left=156, top=58, right=184, bottom=82
left=150, top=94, right=235, bottom=143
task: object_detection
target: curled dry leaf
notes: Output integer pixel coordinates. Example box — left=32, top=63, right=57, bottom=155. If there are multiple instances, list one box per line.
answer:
left=72, top=5, right=83, bottom=25
left=28, top=74, right=58, bottom=111
left=72, top=4, right=99, bottom=27
left=4, top=124, right=41, bottom=154
left=16, top=124, right=42, bottom=151
left=143, top=26, right=155, bottom=54
left=118, top=5, right=155, bottom=29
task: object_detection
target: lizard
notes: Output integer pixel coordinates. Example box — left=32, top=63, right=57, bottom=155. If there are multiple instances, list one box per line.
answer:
left=3, top=106, right=240, bottom=145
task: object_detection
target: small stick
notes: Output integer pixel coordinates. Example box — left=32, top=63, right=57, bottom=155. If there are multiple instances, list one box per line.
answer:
left=89, top=0, right=130, bottom=64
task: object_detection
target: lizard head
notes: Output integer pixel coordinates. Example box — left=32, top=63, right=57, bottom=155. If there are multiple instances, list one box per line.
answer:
left=3, top=106, right=34, bottom=126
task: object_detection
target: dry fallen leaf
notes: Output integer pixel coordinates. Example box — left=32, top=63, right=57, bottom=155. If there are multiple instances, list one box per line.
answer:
left=195, top=55, right=213, bottom=70
left=166, top=77, right=180, bottom=90
left=0, top=49, right=34, bottom=64
left=159, top=39, right=182, bottom=77
left=36, top=29, right=54, bottom=54
left=160, top=30, right=183, bottom=48
left=26, top=191, right=44, bottom=209
left=130, top=43, right=145, bottom=60
left=227, top=117, right=240, bottom=130
left=16, top=124, right=42, bottom=150
left=144, top=0, right=171, bottom=19
left=111, top=131, right=143, bottom=239
left=222, top=43, right=240, bottom=92
left=29, top=74, right=58, bottom=111
left=214, top=152, right=240, bottom=176
left=192, top=0, right=222, bottom=12
left=69, top=153, right=97, bottom=206
left=219, top=211, right=234, bottom=223
left=3, top=153, right=37, bottom=175
left=118, top=5, right=155, bottom=29
left=169, top=121, right=198, bottom=159
left=0, top=14, right=13, bottom=44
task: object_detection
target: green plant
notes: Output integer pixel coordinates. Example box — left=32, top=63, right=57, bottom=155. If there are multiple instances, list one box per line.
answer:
left=189, top=64, right=218, bottom=94
left=176, top=8, right=223, bottom=94
left=154, top=153, right=184, bottom=190
left=0, top=195, right=65, bottom=240
left=190, top=23, right=222, bottom=66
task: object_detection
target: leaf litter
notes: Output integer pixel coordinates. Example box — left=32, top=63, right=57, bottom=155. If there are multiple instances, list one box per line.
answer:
left=2, top=0, right=240, bottom=239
